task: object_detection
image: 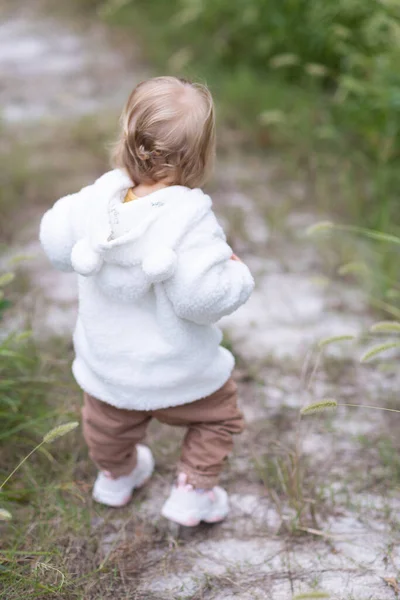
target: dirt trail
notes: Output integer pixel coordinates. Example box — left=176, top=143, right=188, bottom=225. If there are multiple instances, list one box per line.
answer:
left=3, top=3, right=400, bottom=599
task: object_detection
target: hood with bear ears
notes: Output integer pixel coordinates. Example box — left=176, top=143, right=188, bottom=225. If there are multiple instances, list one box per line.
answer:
left=70, top=172, right=212, bottom=301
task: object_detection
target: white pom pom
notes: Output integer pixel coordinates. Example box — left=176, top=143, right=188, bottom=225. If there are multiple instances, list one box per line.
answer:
left=71, top=239, right=103, bottom=276
left=142, top=247, right=177, bottom=283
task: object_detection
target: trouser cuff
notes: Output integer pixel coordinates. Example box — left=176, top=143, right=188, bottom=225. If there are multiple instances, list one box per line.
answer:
left=177, top=462, right=219, bottom=489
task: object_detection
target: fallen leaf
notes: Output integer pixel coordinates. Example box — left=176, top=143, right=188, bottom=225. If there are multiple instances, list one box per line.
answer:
left=384, top=577, right=399, bottom=594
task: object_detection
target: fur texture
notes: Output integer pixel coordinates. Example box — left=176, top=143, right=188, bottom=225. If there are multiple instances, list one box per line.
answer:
left=39, top=170, right=254, bottom=410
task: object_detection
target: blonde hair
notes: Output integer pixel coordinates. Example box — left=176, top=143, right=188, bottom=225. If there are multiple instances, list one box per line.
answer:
left=112, top=76, right=216, bottom=188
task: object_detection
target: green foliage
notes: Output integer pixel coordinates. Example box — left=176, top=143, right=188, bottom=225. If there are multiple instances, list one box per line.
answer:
left=1, top=420, right=79, bottom=507
left=0, top=273, right=83, bottom=597
left=181, top=0, right=400, bottom=175
left=0, top=267, right=48, bottom=451
left=106, top=0, right=400, bottom=84
left=95, top=0, right=400, bottom=236
left=0, top=330, right=45, bottom=446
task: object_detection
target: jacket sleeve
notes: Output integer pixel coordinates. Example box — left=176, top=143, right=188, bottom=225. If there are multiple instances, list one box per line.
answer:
left=39, top=184, right=93, bottom=272
left=164, top=210, right=254, bottom=325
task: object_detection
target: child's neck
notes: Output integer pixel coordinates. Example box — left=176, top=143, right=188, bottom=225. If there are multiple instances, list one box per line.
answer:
left=133, top=180, right=169, bottom=198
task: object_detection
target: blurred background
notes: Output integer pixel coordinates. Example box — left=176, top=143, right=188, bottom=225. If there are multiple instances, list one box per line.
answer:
left=2, top=0, right=400, bottom=306
left=1, top=1, right=400, bottom=598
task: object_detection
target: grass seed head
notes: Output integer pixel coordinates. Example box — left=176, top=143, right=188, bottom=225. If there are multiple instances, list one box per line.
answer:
left=301, top=399, right=338, bottom=415
left=43, top=421, right=79, bottom=444
left=370, top=321, right=400, bottom=334
left=360, top=342, right=400, bottom=363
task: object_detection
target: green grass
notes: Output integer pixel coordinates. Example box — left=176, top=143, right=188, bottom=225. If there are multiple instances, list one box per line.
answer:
left=0, top=331, right=166, bottom=599
left=253, top=438, right=320, bottom=534
left=0, top=268, right=49, bottom=452
left=0, top=336, right=86, bottom=599
left=0, top=108, right=115, bottom=454
left=0, top=112, right=119, bottom=598
left=0, top=332, right=47, bottom=445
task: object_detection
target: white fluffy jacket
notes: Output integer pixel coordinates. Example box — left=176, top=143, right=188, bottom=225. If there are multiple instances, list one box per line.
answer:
left=40, top=170, right=254, bottom=410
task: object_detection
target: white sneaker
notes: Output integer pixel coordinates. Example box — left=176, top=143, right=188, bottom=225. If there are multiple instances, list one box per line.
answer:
left=92, top=445, right=154, bottom=507
left=161, top=473, right=229, bottom=526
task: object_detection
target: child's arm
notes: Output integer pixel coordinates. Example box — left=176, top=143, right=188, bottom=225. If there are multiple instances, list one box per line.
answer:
left=39, top=183, right=94, bottom=272
left=164, top=211, right=254, bottom=325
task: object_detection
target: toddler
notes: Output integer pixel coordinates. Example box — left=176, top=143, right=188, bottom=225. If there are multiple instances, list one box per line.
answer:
left=40, top=77, right=254, bottom=526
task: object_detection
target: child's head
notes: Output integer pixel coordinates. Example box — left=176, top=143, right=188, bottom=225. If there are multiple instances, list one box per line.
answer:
left=112, top=76, right=216, bottom=188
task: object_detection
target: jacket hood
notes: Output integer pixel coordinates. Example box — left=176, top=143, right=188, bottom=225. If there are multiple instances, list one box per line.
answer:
left=70, top=170, right=212, bottom=300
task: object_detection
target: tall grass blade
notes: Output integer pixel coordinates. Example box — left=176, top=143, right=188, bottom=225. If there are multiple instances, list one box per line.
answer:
left=307, top=222, right=400, bottom=245
left=340, top=225, right=400, bottom=245
left=342, top=403, right=400, bottom=414
left=1, top=422, right=79, bottom=490
left=318, top=335, right=355, bottom=349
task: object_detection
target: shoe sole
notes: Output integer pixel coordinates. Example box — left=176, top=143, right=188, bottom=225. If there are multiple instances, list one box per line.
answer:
left=162, top=512, right=227, bottom=527
left=161, top=503, right=229, bottom=527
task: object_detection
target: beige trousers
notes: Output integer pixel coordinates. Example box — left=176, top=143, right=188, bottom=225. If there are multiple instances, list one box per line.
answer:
left=82, top=378, right=244, bottom=488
